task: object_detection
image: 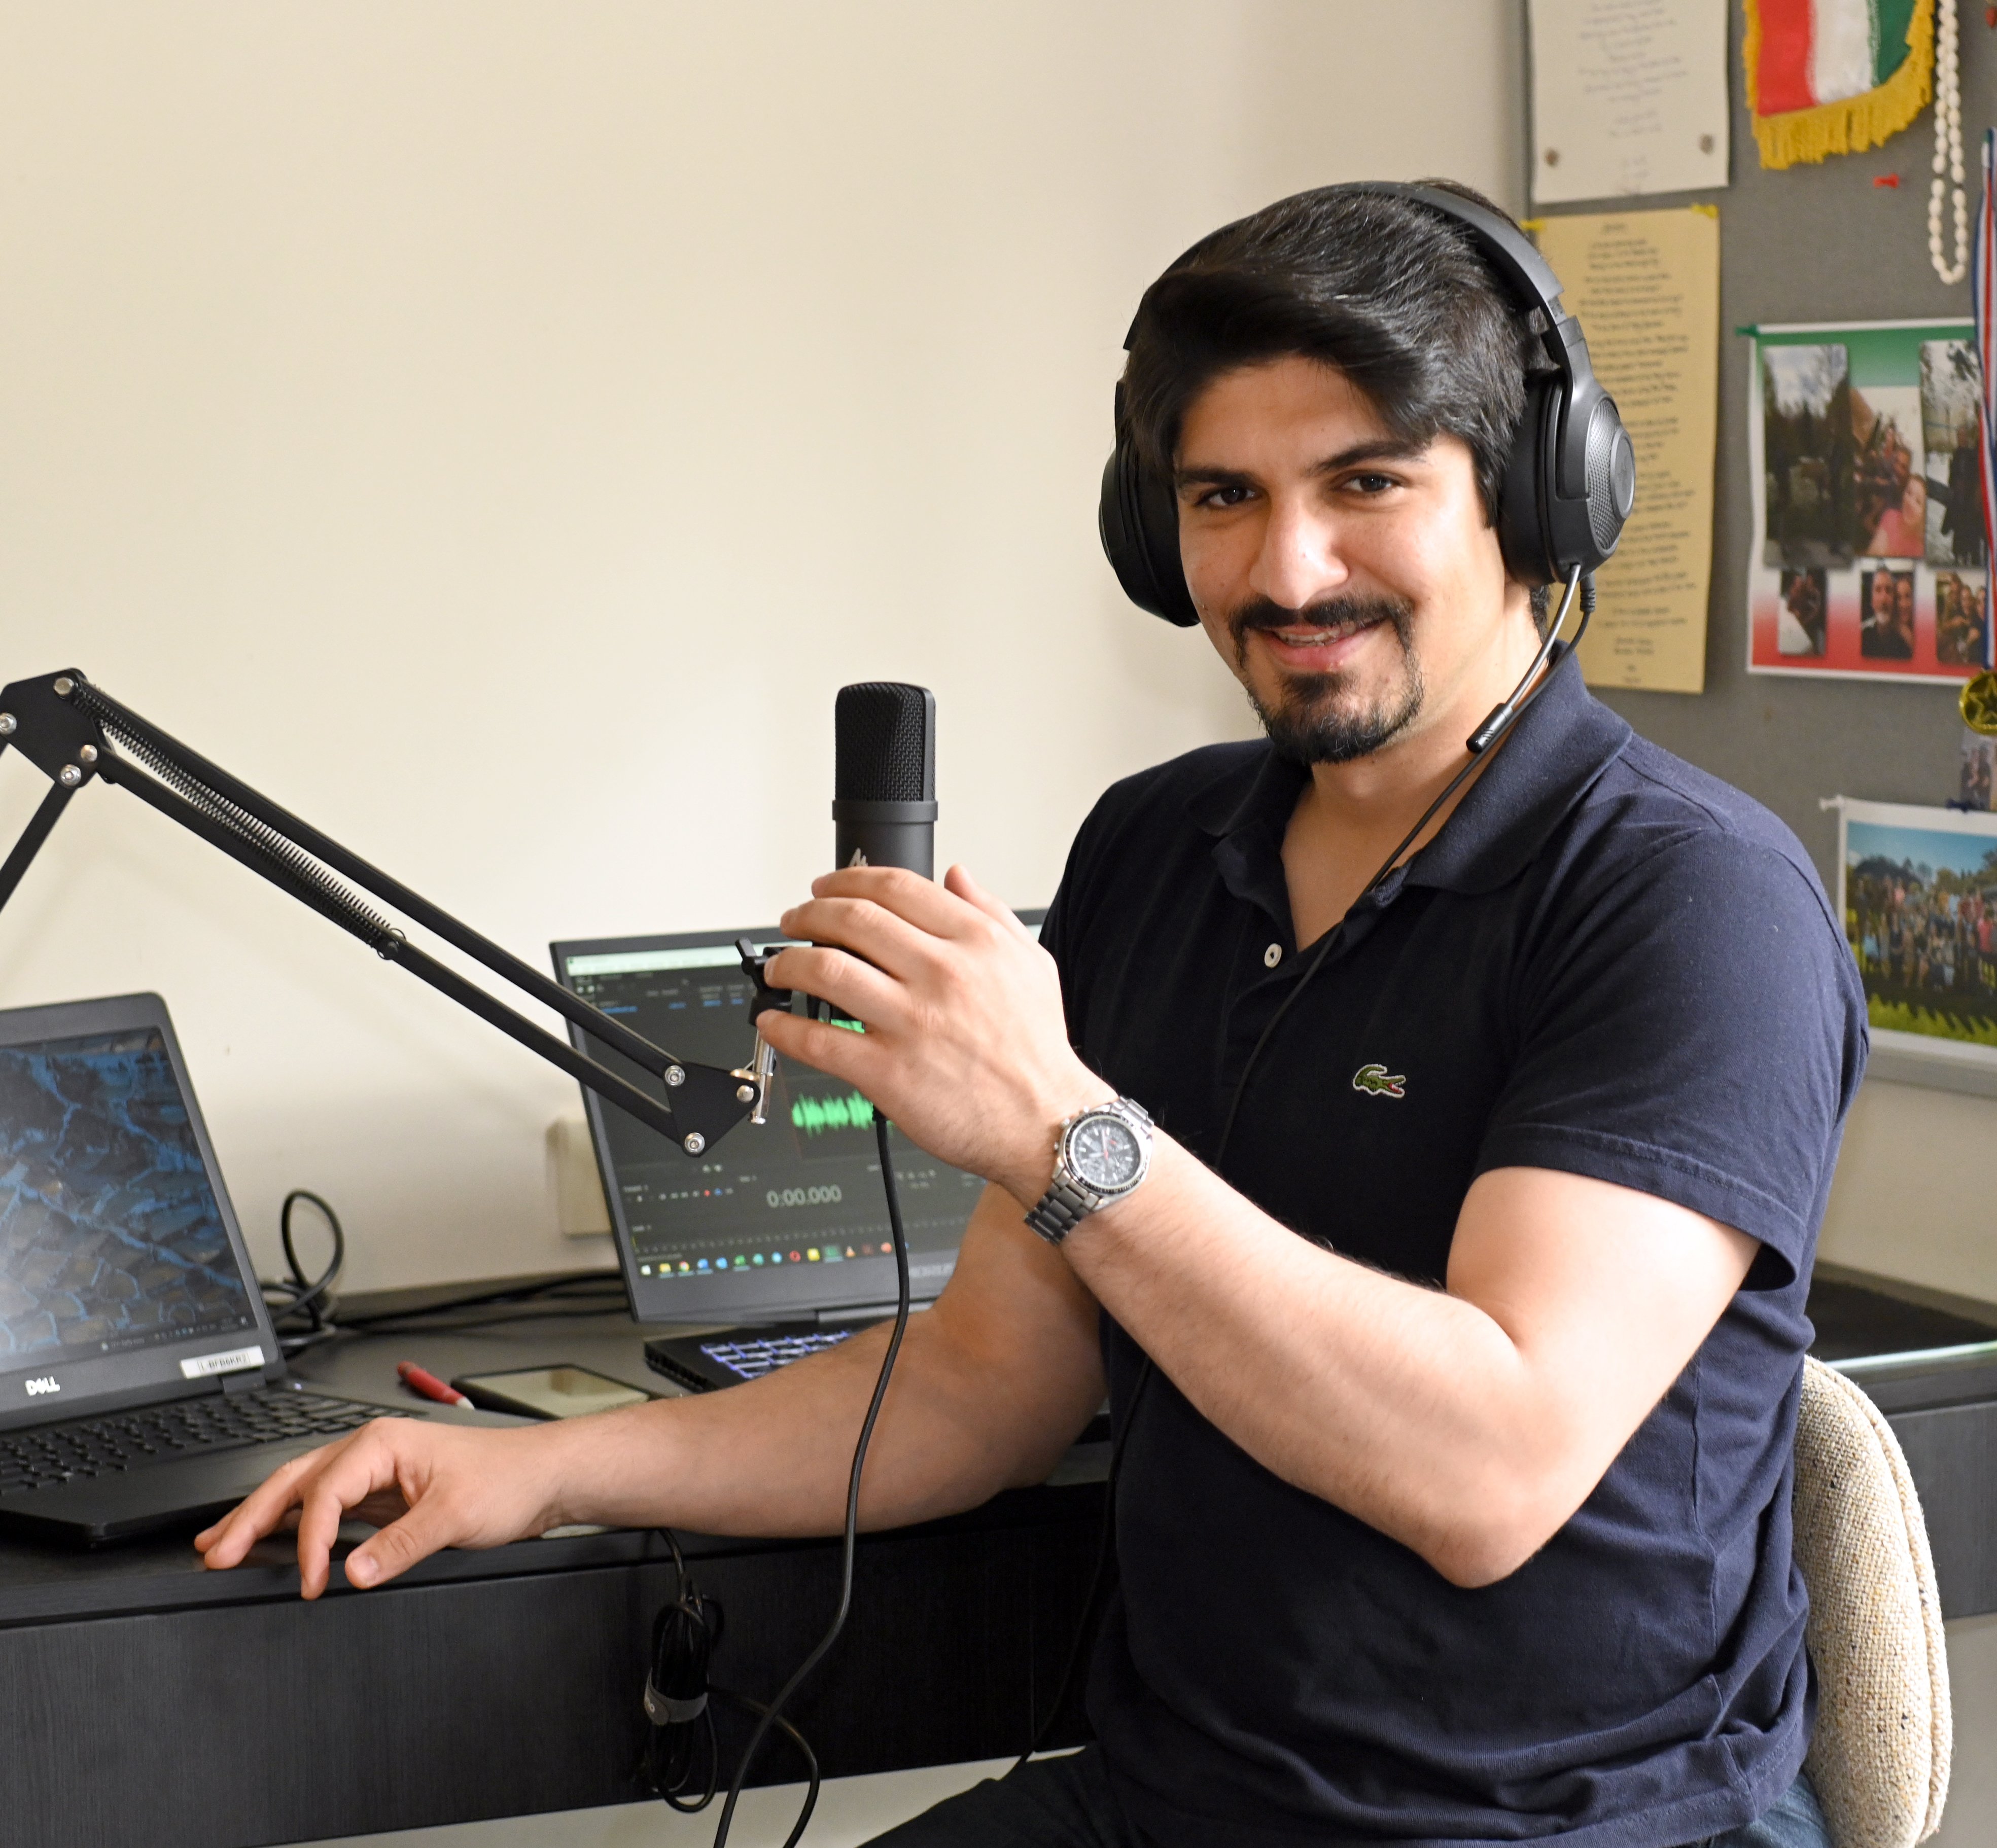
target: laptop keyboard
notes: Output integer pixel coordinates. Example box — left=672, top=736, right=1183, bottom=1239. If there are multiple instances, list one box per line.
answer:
left=0, top=1388, right=402, bottom=1498
left=700, top=1328, right=854, bottom=1381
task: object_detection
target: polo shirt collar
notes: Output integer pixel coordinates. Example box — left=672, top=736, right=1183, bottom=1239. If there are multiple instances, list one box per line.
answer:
left=1399, top=653, right=1631, bottom=895
left=1192, top=653, right=1632, bottom=910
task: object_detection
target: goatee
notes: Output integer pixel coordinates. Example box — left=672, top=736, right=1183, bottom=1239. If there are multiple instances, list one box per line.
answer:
left=1230, top=594, right=1424, bottom=765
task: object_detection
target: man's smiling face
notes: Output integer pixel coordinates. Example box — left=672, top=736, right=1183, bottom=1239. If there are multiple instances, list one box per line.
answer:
left=1174, top=353, right=1528, bottom=767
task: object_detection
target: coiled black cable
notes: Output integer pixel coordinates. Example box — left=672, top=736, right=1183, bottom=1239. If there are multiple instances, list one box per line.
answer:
left=644, top=1527, right=724, bottom=1813
left=260, top=1189, right=345, bottom=1355
left=642, top=1526, right=825, bottom=1836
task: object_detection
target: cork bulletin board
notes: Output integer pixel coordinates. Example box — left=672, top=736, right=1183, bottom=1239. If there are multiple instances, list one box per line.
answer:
left=1524, top=2, right=1995, bottom=894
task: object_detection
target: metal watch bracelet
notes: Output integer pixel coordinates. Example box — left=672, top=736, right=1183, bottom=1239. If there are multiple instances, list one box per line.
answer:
left=1023, top=1175, right=1100, bottom=1245
left=1023, top=1097, right=1152, bottom=1246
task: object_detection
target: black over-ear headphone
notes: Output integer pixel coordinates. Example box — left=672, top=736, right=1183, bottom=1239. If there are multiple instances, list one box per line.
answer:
left=1097, top=181, right=1637, bottom=627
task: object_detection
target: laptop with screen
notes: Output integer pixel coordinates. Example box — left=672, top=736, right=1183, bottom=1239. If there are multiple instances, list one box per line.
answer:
left=551, top=920, right=1041, bottom=1385
left=0, top=992, right=428, bottom=1544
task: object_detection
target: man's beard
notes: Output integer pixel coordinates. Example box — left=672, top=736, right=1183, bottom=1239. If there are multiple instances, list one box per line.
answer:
left=1230, top=593, right=1424, bottom=765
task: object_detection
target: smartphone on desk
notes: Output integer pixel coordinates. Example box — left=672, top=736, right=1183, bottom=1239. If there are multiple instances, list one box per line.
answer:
left=451, top=1365, right=655, bottom=1420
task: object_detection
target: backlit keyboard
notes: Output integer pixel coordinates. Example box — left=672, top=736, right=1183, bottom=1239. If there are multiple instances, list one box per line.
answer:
left=700, top=1328, right=854, bottom=1380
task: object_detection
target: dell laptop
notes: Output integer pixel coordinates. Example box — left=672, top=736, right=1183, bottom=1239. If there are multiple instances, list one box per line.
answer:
left=551, top=922, right=1040, bottom=1391
left=0, top=992, right=424, bottom=1545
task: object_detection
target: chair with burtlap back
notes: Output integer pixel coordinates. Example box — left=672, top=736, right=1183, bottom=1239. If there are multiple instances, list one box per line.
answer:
left=1793, top=1354, right=1953, bottom=1848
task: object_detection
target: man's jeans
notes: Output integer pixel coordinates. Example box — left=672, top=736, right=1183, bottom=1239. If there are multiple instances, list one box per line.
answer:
left=1697, top=1770, right=1835, bottom=1848
left=863, top=1748, right=1835, bottom=1848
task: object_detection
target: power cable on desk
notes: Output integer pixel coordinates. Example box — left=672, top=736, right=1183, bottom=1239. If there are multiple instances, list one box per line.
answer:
left=258, top=1190, right=346, bottom=1356
left=261, top=1214, right=630, bottom=1351
left=332, top=1271, right=626, bottom=1329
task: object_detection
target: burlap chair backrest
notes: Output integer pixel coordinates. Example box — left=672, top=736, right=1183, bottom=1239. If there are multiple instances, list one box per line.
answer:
left=1793, top=1355, right=1952, bottom=1848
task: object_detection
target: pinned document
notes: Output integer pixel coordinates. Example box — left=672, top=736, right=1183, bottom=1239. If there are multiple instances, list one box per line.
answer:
left=1530, top=0, right=1731, bottom=203
left=1534, top=206, right=1722, bottom=692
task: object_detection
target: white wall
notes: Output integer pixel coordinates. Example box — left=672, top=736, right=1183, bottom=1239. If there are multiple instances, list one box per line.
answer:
left=0, top=1, right=1523, bottom=1291
left=1820, top=1080, right=1997, bottom=1303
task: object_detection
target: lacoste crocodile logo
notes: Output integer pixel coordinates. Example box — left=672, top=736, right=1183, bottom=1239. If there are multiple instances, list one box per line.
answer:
left=1352, top=1064, right=1407, bottom=1099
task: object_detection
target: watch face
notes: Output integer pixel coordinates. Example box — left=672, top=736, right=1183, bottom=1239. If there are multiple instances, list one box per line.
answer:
left=1070, top=1114, right=1142, bottom=1191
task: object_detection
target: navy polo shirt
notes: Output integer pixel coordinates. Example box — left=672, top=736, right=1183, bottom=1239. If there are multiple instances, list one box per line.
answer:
left=1038, top=657, right=1866, bottom=1848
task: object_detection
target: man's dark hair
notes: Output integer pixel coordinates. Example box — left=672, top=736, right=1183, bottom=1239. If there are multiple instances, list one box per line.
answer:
left=1122, top=181, right=1548, bottom=600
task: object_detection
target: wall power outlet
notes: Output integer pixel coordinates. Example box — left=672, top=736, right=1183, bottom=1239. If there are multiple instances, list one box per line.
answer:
left=547, top=1108, right=613, bottom=1238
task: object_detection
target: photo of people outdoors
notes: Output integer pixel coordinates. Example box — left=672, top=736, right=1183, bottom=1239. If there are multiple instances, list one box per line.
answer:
left=1761, top=342, right=1853, bottom=568
left=1921, top=337, right=1986, bottom=568
left=1844, top=811, right=1997, bottom=1048
left=1934, top=570, right=1988, bottom=667
left=1776, top=567, right=1827, bottom=655
left=1852, top=385, right=1925, bottom=559
left=1859, top=566, right=1914, bottom=659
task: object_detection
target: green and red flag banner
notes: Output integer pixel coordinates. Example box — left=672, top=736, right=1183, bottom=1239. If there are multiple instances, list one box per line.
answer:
left=1745, top=0, right=1933, bottom=168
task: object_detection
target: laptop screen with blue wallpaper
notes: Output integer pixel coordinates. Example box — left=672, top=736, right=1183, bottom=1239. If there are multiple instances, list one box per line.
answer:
left=0, top=1027, right=258, bottom=1375
left=0, top=996, right=285, bottom=1430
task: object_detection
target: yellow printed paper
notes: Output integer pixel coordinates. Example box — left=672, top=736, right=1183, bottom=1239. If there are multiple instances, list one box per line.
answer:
left=1534, top=207, right=1721, bottom=693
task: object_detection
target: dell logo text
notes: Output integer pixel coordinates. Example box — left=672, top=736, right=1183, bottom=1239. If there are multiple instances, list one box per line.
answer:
left=23, top=1376, right=59, bottom=1397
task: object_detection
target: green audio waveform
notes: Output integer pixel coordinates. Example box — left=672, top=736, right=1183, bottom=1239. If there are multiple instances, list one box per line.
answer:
left=791, top=1091, right=875, bottom=1137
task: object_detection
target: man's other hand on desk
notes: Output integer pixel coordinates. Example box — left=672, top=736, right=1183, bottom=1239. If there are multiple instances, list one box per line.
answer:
left=192, top=1193, right=1110, bottom=1600
left=194, top=1418, right=579, bottom=1598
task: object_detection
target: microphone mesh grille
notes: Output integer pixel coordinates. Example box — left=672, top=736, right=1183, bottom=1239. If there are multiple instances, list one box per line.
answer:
left=835, top=683, right=935, bottom=802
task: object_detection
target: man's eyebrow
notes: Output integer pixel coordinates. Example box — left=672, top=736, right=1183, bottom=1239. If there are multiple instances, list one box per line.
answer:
left=1174, top=463, right=1256, bottom=490
left=1307, top=437, right=1430, bottom=474
left=1175, top=438, right=1431, bottom=489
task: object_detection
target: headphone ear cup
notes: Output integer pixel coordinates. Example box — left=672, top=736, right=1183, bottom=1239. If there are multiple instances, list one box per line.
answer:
left=1099, top=432, right=1201, bottom=628
left=1497, top=378, right=1636, bottom=585
left=1497, top=376, right=1561, bottom=587
left=1583, top=400, right=1637, bottom=563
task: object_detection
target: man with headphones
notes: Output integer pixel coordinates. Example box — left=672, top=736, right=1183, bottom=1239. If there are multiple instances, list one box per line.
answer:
left=201, top=183, right=1861, bottom=1848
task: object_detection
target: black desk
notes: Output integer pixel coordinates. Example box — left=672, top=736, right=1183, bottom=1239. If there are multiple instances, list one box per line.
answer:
left=2, top=1265, right=1992, bottom=1848
left=1808, top=1264, right=1997, bottom=1619
left=0, top=1299, right=1105, bottom=1848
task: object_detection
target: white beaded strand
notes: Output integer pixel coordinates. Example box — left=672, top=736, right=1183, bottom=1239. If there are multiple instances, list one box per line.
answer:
left=1932, top=0, right=1969, bottom=286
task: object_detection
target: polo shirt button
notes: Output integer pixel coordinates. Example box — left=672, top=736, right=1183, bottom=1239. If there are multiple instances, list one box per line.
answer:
left=1264, top=943, right=1283, bottom=968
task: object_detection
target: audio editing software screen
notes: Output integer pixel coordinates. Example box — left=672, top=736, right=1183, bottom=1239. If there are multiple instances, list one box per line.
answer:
left=560, top=942, right=986, bottom=1296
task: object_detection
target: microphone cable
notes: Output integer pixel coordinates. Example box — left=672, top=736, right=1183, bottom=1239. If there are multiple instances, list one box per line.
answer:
left=694, top=1108, right=912, bottom=1848
left=1021, top=569, right=1592, bottom=1766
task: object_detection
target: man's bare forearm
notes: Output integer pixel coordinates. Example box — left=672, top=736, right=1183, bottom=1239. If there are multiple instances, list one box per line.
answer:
left=537, top=1316, right=999, bottom=1535
left=545, top=1185, right=1106, bottom=1538
left=1057, top=1142, right=1754, bottom=1585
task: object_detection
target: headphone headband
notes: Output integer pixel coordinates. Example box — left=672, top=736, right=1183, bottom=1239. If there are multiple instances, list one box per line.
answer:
left=1098, top=181, right=1636, bottom=625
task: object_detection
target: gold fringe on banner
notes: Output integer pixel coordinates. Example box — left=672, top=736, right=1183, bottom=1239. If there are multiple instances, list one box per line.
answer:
left=1744, top=0, right=1934, bottom=169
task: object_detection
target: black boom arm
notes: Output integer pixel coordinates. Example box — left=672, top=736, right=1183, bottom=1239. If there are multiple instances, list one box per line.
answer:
left=0, top=669, right=758, bottom=1156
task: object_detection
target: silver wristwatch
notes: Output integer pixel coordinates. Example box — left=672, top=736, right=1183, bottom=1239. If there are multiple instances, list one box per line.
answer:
left=1024, top=1097, right=1153, bottom=1245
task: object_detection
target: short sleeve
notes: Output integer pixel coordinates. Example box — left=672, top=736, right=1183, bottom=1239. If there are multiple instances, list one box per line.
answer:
left=1032, top=768, right=1153, bottom=1035
left=1475, top=832, right=1866, bottom=1288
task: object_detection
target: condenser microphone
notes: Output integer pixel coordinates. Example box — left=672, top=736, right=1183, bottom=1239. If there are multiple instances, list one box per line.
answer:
left=833, top=683, right=936, bottom=877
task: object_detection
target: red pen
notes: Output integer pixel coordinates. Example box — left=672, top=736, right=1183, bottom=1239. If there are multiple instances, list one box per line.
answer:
left=397, top=1361, right=472, bottom=1408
